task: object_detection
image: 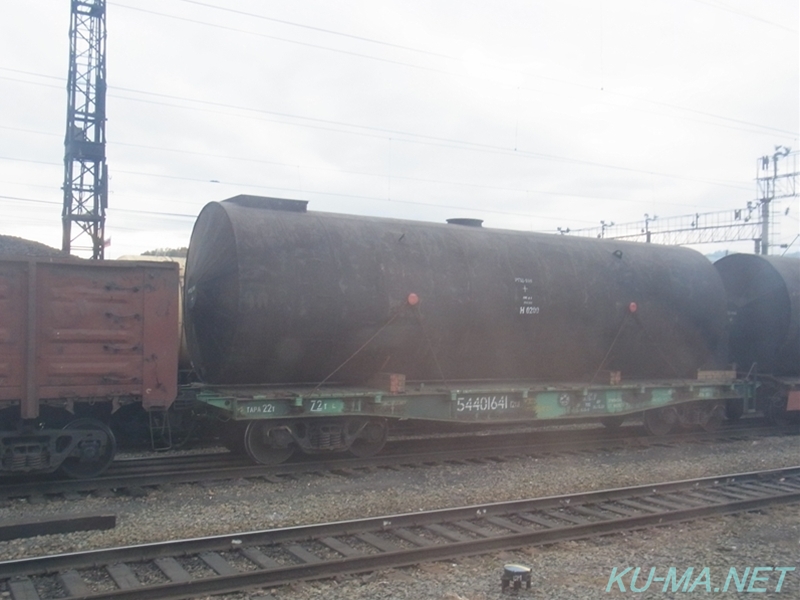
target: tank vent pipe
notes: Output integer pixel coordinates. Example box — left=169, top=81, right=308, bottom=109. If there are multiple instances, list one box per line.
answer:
left=446, top=218, right=483, bottom=227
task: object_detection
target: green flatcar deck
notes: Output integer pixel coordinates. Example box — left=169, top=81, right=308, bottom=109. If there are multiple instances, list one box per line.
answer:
left=186, top=377, right=756, bottom=424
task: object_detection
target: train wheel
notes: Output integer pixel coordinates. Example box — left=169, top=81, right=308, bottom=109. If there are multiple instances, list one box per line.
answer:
left=58, top=418, right=117, bottom=479
left=700, top=402, right=725, bottom=432
left=600, top=416, right=624, bottom=429
left=643, top=407, right=676, bottom=436
left=243, top=422, right=294, bottom=465
left=349, top=419, right=388, bottom=458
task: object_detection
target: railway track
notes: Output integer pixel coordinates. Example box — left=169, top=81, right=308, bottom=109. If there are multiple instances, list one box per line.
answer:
left=0, top=421, right=788, bottom=501
left=2, top=465, right=799, bottom=600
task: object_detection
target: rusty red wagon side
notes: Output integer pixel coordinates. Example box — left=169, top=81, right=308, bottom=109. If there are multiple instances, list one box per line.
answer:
left=0, top=257, right=179, bottom=477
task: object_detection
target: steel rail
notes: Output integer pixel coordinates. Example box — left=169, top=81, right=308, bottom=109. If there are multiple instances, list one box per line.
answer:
left=2, top=466, right=799, bottom=600
left=0, top=422, right=784, bottom=500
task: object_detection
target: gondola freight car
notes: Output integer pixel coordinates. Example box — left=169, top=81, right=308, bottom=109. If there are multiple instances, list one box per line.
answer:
left=0, top=257, right=179, bottom=477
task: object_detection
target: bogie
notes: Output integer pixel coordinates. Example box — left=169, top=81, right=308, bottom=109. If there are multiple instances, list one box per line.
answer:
left=232, top=417, right=390, bottom=465
left=57, top=418, right=117, bottom=479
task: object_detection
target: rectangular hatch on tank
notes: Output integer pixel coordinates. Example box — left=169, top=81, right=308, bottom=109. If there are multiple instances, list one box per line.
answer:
left=222, top=194, right=308, bottom=212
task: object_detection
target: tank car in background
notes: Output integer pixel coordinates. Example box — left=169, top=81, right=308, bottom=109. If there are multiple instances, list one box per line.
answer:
left=0, top=257, right=179, bottom=477
left=714, top=253, right=800, bottom=423
left=182, top=195, right=751, bottom=464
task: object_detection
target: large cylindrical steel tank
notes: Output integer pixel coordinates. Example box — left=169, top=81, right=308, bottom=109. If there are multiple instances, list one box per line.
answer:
left=184, top=195, right=728, bottom=385
left=714, top=254, right=800, bottom=377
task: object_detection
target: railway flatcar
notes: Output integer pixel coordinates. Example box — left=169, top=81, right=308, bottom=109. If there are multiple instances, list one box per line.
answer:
left=0, top=257, right=179, bottom=477
left=182, top=196, right=758, bottom=464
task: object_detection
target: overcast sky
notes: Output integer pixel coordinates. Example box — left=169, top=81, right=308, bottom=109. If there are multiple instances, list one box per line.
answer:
left=1, top=0, right=798, bottom=257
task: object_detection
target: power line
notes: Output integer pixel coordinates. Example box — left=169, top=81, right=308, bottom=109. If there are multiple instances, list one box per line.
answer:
left=7, top=191, right=796, bottom=247
left=4, top=66, right=790, bottom=156
left=0, top=74, right=757, bottom=192
left=113, top=90, right=760, bottom=190
left=0, top=174, right=608, bottom=227
left=0, top=125, right=751, bottom=209
left=107, top=4, right=798, bottom=138
left=176, top=0, right=798, bottom=41
left=106, top=91, right=761, bottom=191
left=689, top=0, right=798, bottom=33
left=2, top=65, right=789, bottom=146
left=0, top=194, right=194, bottom=219
left=170, top=0, right=457, bottom=60
left=0, top=150, right=749, bottom=223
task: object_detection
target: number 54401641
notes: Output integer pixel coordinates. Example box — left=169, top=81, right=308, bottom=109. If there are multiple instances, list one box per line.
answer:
left=456, top=395, right=512, bottom=412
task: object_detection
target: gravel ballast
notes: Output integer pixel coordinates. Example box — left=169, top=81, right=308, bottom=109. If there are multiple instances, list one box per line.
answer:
left=0, top=430, right=798, bottom=599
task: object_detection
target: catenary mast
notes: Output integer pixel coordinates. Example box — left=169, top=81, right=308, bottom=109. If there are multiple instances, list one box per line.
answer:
left=62, top=0, right=108, bottom=259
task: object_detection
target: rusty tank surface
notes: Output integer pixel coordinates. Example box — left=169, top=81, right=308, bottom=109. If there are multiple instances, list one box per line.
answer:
left=184, top=195, right=728, bottom=386
left=714, top=253, right=800, bottom=377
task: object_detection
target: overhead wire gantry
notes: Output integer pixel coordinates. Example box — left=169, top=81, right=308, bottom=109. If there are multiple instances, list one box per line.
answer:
left=563, top=149, right=798, bottom=254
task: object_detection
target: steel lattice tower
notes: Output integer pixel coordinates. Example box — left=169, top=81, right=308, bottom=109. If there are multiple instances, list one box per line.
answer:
left=62, top=0, right=107, bottom=259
